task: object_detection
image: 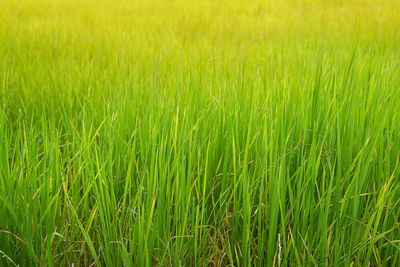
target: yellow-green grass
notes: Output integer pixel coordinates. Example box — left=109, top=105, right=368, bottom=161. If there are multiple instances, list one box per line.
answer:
left=1, top=0, right=400, bottom=265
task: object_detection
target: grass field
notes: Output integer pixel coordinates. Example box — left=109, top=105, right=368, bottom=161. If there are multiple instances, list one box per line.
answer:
left=1, top=0, right=400, bottom=266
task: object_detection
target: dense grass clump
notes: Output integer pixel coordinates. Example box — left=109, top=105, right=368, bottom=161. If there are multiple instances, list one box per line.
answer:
left=1, top=0, right=400, bottom=266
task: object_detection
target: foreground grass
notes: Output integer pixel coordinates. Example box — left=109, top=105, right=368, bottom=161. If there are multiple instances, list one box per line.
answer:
left=1, top=0, right=400, bottom=266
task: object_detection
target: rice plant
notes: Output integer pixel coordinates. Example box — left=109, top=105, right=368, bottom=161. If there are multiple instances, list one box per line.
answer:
left=1, top=0, right=400, bottom=265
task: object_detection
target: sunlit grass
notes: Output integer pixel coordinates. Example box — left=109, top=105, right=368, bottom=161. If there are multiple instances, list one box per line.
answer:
left=1, top=0, right=400, bottom=266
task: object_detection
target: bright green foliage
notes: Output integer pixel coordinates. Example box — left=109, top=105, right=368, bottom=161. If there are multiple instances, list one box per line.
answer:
left=1, top=0, right=400, bottom=266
